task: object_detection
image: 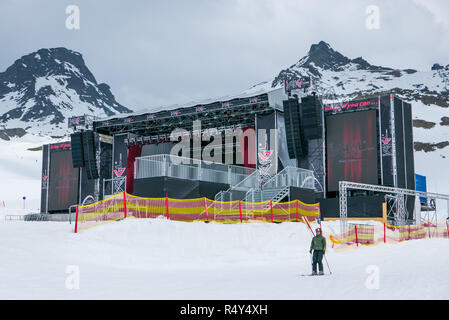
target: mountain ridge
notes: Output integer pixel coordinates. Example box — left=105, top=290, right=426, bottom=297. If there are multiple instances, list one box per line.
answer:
left=0, top=47, right=132, bottom=137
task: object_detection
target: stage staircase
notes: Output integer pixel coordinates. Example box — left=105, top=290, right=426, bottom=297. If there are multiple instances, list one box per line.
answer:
left=244, top=186, right=290, bottom=203
left=214, top=169, right=260, bottom=202
left=215, top=166, right=314, bottom=206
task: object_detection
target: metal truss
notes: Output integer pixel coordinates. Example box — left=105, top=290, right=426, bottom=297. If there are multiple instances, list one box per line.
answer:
left=94, top=100, right=272, bottom=136
left=418, top=198, right=439, bottom=227
left=103, top=177, right=126, bottom=199
left=68, top=115, right=97, bottom=131
left=384, top=194, right=406, bottom=225
left=384, top=194, right=399, bottom=222
left=339, top=181, right=449, bottom=232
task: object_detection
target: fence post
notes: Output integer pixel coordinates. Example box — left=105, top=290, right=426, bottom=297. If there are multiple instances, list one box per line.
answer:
left=270, top=200, right=273, bottom=223
left=318, top=203, right=323, bottom=234
left=446, top=220, right=449, bottom=238
left=204, top=197, right=209, bottom=223
left=239, top=200, right=242, bottom=223
left=166, top=195, right=170, bottom=220
left=383, top=223, right=386, bottom=243
left=123, top=191, right=127, bottom=218
left=296, top=200, right=299, bottom=222
left=74, top=205, right=79, bottom=233
left=355, top=225, right=359, bottom=247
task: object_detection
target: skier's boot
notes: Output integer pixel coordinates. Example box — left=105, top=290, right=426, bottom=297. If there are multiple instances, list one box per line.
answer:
left=318, top=271, right=324, bottom=276
left=311, top=271, right=317, bottom=276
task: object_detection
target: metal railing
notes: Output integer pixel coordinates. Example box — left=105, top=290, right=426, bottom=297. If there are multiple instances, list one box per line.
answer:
left=261, top=166, right=315, bottom=190
left=5, top=215, right=25, bottom=221
left=135, top=154, right=256, bottom=187
left=227, top=169, right=261, bottom=191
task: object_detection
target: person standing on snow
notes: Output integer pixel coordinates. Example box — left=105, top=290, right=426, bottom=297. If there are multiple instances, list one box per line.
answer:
left=309, top=228, right=326, bottom=275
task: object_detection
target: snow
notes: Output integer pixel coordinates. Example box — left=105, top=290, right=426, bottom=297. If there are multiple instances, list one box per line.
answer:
left=0, top=134, right=60, bottom=212
left=0, top=217, right=447, bottom=299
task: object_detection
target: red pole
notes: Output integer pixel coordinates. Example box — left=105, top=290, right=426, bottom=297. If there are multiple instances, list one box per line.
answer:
left=408, top=224, right=411, bottom=241
left=239, top=200, right=242, bottom=223
left=270, top=200, right=273, bottom=223
left=204, top=197, right=209, bottom=222
left=428, top=215, right=431, bottom=239
left=355, top=225, right=359, bottom=247
left=123, top=191, right=127, bottom=218
left=74, top=205, right=79, bottom=233
left=383, top=223, right=386, bottom=243
left=296, top=200, right=299, bottom=222
left=166, top=195, right=170, bottom=220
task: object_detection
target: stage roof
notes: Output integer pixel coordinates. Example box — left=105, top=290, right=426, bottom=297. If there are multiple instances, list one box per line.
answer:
left=93, top=87, right=288, bottom=136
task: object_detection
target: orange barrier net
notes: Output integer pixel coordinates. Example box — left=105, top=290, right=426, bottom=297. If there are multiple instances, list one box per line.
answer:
left=75, top=192, right=320, bottom=232
left=74, top=193, right=125, bottom=232
left=329, top=221, right=449, bottom=250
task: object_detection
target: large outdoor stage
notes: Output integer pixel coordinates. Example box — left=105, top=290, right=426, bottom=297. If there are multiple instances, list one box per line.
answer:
left=39, top=85, right=417, bottom=224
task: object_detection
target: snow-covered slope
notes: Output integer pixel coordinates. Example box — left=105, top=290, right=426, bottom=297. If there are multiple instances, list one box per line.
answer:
left=0, top=217, right=447, bottom=299
left=0, top=134, right=61, bottom=211
left=0, top=48, right=132, bottom=137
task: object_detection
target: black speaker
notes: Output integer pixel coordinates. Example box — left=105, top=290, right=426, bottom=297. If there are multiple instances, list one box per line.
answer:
left=283, top=99, right=306, bottom=159
left=82, top=131, right=99, bottom=180
left=99, top=141, right=112, bottom=180
left=300, top=95, right=321, bottom=140
left=70, top=132, right=85, bottom=168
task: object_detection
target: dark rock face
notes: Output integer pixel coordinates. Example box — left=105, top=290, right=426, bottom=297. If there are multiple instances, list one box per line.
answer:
left=414, top=141, right=449, bottom=152
left=431, top=63, right=444, bottom=71
left=413, top=119, right=436, bottom=129
left=0, top=128, right=27, bottom=141
left=0, top=47, right=132, bottom=136
left=440, top=117, right=449, bottom=126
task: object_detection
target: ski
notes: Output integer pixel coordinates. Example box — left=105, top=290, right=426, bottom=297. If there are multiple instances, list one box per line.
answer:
left=299, top=273, right=329, bottom=277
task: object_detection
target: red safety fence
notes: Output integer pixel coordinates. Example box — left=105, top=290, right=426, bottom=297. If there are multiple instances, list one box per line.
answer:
left=329, top=221, right=449, bottom=250
left=74, top=193, right=125, bottom=233
left=75, top=192, right=320, bottom=232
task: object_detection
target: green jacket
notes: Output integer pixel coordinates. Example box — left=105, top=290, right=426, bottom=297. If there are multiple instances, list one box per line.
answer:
left=310, top=235, right=326, bottom=252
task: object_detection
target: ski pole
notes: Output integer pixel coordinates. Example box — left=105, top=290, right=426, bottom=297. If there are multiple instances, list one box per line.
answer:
left=323, top=253, right=332, bottom=274
left=310, top=252, right=313, bottom=274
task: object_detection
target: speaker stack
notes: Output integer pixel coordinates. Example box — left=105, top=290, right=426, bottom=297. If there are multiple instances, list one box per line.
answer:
left=71, top=130, right=99, bottom=180
left=82, top=131, right=99, bottom=180
left=283, top=98, right=307, bottom=159
left=300, top=95, right=321, bottom=140
left=70, top=132, right=85, bottom=168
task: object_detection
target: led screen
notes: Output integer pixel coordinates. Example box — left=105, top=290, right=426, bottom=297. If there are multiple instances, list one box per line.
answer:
left=48, top=150, right=79, bottom=212
left=326, top=109, right=378, bottom=191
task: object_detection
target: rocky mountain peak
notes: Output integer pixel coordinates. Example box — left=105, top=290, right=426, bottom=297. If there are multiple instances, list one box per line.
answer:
left=0, top=47, right=132, bottom=137
left=305, top=41, right=351, bottom=70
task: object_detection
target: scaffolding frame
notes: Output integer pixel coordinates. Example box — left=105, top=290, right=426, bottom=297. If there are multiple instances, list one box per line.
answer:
left=339, top=181, right=449, bottom=232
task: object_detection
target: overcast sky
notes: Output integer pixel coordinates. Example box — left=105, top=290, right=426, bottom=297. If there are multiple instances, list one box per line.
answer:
left=1, top=0, right=448, bottom=111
